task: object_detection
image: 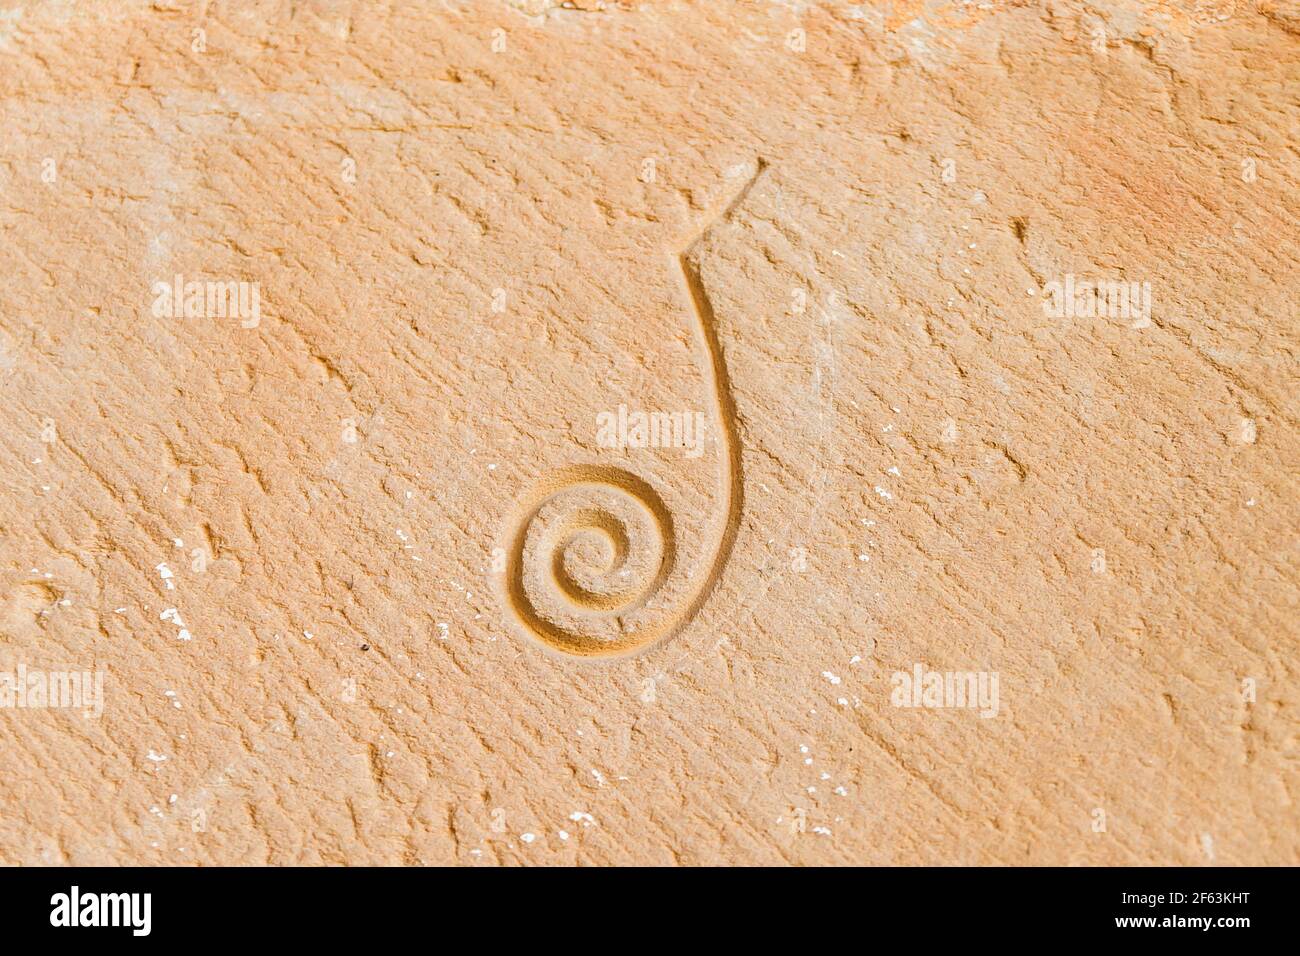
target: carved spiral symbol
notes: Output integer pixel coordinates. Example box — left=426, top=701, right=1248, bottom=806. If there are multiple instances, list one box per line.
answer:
left=500, top=161, right=763, bottom=659
left=505, top=466, right=677, bottom=657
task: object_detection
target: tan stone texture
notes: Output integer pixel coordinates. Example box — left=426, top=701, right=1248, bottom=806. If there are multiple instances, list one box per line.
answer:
left=0, top=0, right=1296, bottom=865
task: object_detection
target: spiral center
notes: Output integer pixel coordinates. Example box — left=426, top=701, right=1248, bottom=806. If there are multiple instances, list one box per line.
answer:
left=507, top=469, right=676, bottom=650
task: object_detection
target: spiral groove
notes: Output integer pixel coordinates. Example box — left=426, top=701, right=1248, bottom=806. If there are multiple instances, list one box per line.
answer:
left=505, top=465, right=677, bottom=657
left=499, top=160, right=763, bottom=659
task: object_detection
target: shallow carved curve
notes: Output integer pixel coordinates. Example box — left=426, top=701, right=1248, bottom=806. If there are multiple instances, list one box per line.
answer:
left=502, top=161, right=764, bottom=659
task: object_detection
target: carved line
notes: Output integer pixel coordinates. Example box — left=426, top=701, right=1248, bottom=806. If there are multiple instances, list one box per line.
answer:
left=502, top=160, right=765, bottom=659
